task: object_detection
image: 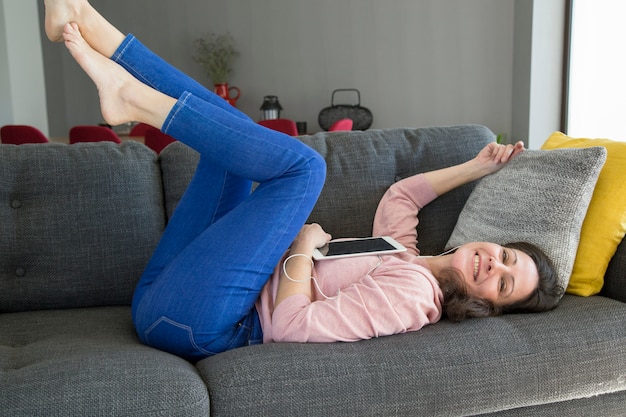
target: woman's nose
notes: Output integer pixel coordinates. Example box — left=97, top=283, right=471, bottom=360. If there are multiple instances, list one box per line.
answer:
left=487, top=257, right=504, bottom=274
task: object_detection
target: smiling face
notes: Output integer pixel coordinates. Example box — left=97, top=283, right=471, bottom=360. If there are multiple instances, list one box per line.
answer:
left=450, top=242, right=539, bottom=307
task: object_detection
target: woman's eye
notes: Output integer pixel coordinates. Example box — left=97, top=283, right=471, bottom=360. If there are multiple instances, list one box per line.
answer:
left=502, top=249, right=509, bottom=263
left=499, top=278, right=506, bottom=293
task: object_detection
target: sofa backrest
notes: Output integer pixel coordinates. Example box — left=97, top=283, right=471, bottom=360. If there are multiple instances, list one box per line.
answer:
left=0, top=125, right=495, bottom=313
left=160, top=124, right=494, bottom=257
left=0, top=142, right=165, bottom=313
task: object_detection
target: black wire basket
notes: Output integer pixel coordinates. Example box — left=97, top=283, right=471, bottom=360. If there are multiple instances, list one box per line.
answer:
left=318, top=89, right=373, bottom=131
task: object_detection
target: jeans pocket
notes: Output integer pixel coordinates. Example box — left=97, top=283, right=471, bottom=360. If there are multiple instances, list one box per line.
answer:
left=144, top=316, right=215, bottom=360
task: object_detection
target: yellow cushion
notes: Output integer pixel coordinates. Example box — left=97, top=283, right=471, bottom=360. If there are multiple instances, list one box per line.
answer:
left=541, top=132, right=626, bottom=296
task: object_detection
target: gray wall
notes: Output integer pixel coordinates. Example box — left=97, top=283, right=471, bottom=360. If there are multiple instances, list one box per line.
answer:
left=512, top=0, right=567, bottom=148
left=0, top=1, right=11, bottom=125
left=1, top=0, right=48, bottom=132
left=36, top=0, right=565, bottom=145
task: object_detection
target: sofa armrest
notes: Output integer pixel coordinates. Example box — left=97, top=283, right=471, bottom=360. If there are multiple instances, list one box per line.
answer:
left=601, top=237, right=626, bottom=302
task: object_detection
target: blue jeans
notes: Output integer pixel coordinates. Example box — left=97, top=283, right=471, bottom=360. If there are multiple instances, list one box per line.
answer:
left=115, top=35, right=326, bottom=361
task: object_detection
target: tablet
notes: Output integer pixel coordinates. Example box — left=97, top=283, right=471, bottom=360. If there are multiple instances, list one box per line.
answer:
left=312, top=236, right=406, bottom=260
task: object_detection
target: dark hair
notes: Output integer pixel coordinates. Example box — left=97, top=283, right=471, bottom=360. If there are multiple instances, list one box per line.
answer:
left=438, top=241, right=563, bottom=322
left=501, top=241, right=563, bottom=314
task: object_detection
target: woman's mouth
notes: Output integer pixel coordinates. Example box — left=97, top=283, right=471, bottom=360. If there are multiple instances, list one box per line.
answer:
left=473, top=253, right=480, bottom=281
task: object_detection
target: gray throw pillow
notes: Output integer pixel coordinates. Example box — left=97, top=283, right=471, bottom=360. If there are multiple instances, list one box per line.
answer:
left=446, top=147, right=607, bottom=293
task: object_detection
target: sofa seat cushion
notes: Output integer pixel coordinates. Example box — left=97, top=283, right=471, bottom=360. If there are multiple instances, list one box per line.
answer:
left=198, top=295, right=626, bottom=416
left=0, top=142, right=165, bottom=312
left=0, top=307, right=209, bottom=417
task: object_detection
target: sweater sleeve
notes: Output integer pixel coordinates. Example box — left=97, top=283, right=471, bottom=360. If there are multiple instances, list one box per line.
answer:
left=270, top=262, right=442, bottom=343
left=372, top=174, right=439, bottom=256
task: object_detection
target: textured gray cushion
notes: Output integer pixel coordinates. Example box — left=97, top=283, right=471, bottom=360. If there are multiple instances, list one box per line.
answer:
left=0, top=307, right=209, bottom=416
left=0, top=142, right=164, bottom=312
left=446, top=148, right=606, bottom=291
left=486, top=391, right=626, bottom=417
left=157, top=141, right=200, bottom=219
left=160, top=125, right=495, bottom=256
left=198, top=295, right=626, bottom=416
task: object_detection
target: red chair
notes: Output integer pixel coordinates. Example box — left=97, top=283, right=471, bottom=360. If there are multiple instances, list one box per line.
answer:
left=1, top=125, right=49, bottom=144
left=129, top=122, right=152, bottom=137
left=328, top=118, right=353, bottom=131
left=144, top=126, right=176, bottom=154
left=258, top=119, right=299, bottom=136
left=69, top=125, right=121, bottom=144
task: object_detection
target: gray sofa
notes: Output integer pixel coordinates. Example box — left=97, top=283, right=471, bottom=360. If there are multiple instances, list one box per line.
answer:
left=1, top=124, right=625, bottom=416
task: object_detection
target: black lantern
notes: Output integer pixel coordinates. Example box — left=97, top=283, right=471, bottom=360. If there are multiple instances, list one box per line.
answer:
left=260, top=95, right=283, bottom=120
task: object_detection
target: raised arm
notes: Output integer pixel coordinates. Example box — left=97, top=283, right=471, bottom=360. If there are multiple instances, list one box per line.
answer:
left=373, top=141, right=524, bottom=253
left=423, top=141, right=524, bottom=196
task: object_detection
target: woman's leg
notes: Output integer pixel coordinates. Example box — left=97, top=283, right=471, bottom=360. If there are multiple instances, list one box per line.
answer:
left=48, top=0, right=256, bottom=252
left=62, top=23, right=326, bottom=359
left=132, top=92, right=325, bottom=360
left=45, top=0, right=124, bottom=55
left=45, top=0, right=248, bottom=121
left=112, top=35, right=251, bottom=122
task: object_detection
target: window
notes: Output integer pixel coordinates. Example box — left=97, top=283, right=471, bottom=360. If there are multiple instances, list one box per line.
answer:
left=566, top=0, right=626, bottom=140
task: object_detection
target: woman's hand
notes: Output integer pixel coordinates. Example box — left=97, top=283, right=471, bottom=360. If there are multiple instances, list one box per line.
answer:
left=274, top=224, right=331, bottom=307
left=291, top=223, right=332, bottom=255
left=473, top=141, right=525, bottom=176
left=422, top=140, right=525, bottom=197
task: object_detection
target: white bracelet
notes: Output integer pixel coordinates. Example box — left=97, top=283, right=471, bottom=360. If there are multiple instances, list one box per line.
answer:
left=282, top=253, right=314, bottom=283
left=282, top=253, right=338, bottom=300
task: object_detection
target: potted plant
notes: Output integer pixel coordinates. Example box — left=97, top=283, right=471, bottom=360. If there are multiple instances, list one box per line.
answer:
left=193, top=32, right=240, bottom=106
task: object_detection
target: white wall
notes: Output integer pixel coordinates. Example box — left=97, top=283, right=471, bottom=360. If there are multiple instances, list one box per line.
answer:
left=0, top=0, right=48, bottom=134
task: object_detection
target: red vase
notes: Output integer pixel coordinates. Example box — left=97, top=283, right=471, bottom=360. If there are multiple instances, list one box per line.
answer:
left=214, top=83, right=241, bottom=107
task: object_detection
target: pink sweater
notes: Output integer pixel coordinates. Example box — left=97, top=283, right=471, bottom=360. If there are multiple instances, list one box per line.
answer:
left=255, top=174, right=444, bottom=343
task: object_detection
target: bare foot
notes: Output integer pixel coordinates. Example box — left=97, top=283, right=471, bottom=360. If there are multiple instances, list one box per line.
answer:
left=62, top=22, right=135, bottom=125
left=44, top=0, right=87, bottom=42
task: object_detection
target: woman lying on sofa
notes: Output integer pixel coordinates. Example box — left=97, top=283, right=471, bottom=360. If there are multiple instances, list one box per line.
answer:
left=45, top=0, right=562, bottom=361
